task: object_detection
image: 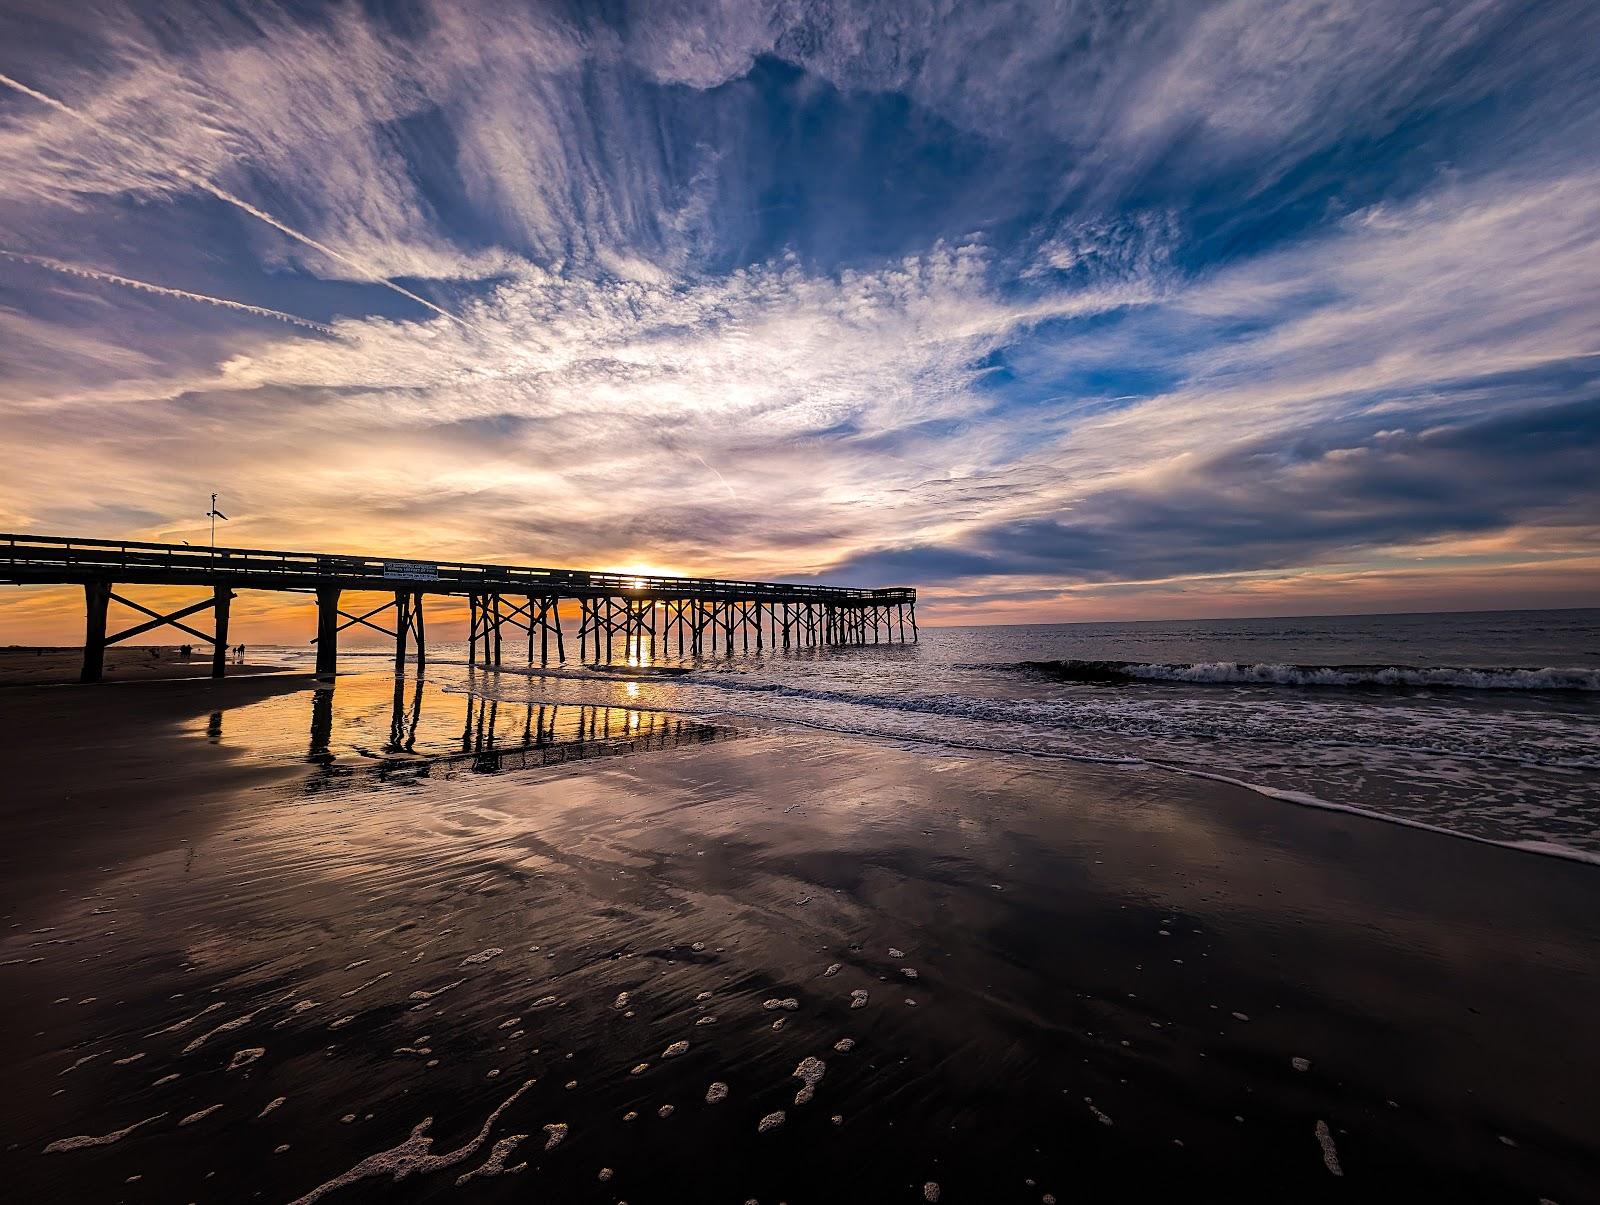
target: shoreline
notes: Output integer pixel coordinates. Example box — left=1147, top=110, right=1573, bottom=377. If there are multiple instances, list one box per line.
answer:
left=12, top=655, right=1600, bottom=868
left=533, top=689, right=1600, bottom=870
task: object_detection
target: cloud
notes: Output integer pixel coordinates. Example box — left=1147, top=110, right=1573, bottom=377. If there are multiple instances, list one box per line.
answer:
left=0, top=237, right=1160, bottom=576
left=825, top=168, right=1600, bottom=591
left=845, top=398, right=1600, bottom=584
left=1, top=0, right=1598, bottom=625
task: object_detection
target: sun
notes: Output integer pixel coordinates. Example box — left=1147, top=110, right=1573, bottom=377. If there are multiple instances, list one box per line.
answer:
left=609, top=562, right=681, bottom=587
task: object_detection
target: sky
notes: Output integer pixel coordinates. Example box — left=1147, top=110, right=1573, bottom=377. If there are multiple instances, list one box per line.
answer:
left=1, top=0, right=1598, bottom=641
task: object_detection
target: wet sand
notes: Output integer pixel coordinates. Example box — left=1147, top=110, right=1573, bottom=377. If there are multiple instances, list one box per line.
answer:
left=0, top=646, right=285, bottom=686
left=2, top=669, right=1598, bottom=1203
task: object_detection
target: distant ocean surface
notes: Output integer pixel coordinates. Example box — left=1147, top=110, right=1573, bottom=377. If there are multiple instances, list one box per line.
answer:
left=269, top=608, right=1600, bottom=863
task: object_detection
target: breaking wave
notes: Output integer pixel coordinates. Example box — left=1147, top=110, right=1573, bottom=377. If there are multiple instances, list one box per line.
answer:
left=1019, top=660, right=1600, bottom=691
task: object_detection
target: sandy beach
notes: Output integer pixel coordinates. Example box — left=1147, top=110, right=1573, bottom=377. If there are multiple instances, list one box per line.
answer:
left=1, top=668, right=1597, bottom=1202
left=0, top=646, right=287, bottom=687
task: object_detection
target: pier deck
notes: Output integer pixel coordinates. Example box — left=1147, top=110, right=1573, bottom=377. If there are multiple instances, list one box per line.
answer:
left=1, top=533, right=917, bottom=681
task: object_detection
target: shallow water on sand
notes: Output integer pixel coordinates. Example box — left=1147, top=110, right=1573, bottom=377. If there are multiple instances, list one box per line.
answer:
left=308, top=609, right=1598, bottom=861
left=3, top=668, right=1599, bottom=1203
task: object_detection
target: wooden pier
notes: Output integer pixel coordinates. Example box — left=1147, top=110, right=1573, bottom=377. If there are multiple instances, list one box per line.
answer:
left=1, top=533, right=917, bottom=682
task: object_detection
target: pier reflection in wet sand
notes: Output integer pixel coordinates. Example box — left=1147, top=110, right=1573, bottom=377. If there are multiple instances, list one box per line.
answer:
left=198, top=667, right=735, bottom=782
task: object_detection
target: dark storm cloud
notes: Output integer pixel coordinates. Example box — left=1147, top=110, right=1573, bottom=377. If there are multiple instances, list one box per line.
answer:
left=831, top=398, right=1600, bottom=585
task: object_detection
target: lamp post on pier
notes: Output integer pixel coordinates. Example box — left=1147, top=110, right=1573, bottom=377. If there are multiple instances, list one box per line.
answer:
left=206, top=493, right=228, bottom=550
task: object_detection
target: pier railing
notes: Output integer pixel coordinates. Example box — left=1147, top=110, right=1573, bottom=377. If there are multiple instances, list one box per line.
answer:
left=0, top=532, right=910, bottom=602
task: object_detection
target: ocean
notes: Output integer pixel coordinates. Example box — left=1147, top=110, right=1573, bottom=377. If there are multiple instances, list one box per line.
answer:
left=265, top=607, right=1600, bottom=863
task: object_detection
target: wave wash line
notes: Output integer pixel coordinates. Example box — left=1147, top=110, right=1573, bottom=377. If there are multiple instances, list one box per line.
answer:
left=0, top=532, right=917, bottom=683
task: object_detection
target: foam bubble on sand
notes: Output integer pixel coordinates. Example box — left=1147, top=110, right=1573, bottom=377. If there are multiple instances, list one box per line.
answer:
left=924, top=1182, right=941, bottom=1201
left=228, top=1047, right=266, bottom=1071
left=888, top=948, right=905, bottom=958
left=706, top=1082, right=729, bottom=1104
left=153, top=1074, right=180, bottom=1086
left=1292, top=1057, right=1311, bottom=1072
left=330, top=1015, right=356, bottom=1030
left=1231, top=1012, right=1250, bottom=1022
left=763, top=998, right=800, bottom=1011
left=44, top=1113, right=167, bottom=1153
left=599, top=1167, right=614, bottom=1181
left=259, top=1097, right=287, bottom=1118
left=1087, top=1103, right=1113, bottom=1126
left=151, top=1000, right=225, bottom=1035
left=1315, top=1120, right=1342, bottom=1176
left=274, top=1000, right=320, bottom=1029
left=631, top=1063, right=650, bottom=1075
left=544, top=1122, right=568, bottom=1150
left=622, top=1111, right=638, bottom=1122
left=287, top=1079, right=537, bottom=1204
left=658, top=1104, right=675, bottom=1118
left=758, top=1111, right=785, bottom=1133
left=408, top=978, right=465, bottom=1002
left=833, top=1038, right=855, bottom=1053
left=824, top=964, right=842, bottom=977
left=112, top=1052, right=145, bottom=1065
left=900, top=968, right=919, bottom=980
left=345, top=960, right=370, bottom=971
left=60, top=1052, right=101, bottom=1075
left=771, top=1018, right=786, bottom=1030
left=455, top=1134, right=528, bottom=1186
left=180, top=1104, right=223, bottom=1126
left=792, top=1057, right=826, bottom=1105
left=531, top=995, right=559, bottom=1009
left=341, top=973, right=392, bottom=999
left=696, top=1015, right=718, bottom=1026
left=662, top=1041, right=689, bottom=1058
left=613, top=992, right=630, bottom=1009
left=183, top=1008, right=263, bottom=1056
left=695, top=991, right=714, bottom=1002
left=498, top=1016, right=522, bottom=1029
left=460, top=948, right=504, bottom=967
left=692, top=941, right=706, bottom=951
left=850, top=990, right=869, bottom=1009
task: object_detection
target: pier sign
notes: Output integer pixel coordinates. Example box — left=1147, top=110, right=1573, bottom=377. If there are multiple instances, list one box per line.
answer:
left=383, top=559, right=439, bottom=581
